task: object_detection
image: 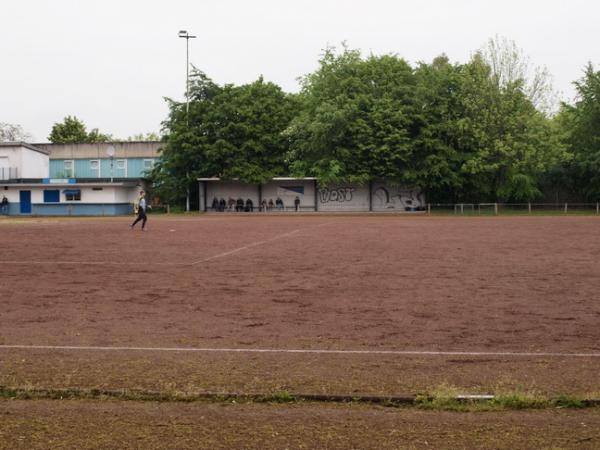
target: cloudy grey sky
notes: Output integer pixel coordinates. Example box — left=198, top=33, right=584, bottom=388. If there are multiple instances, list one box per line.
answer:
left=2, top=0, right=598, bottom=142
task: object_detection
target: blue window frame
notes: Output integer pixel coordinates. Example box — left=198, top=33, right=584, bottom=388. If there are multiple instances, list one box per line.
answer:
left=63, top=189, right=81, bottom=201
left=43, top=190, right=60, bottom=203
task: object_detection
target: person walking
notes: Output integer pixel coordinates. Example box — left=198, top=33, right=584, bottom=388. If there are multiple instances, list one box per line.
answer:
left=1, top=196, right=8, bottom=215
left=130, top=190, right=150, bottom=231
left=294, top=196, right=300, bottom=212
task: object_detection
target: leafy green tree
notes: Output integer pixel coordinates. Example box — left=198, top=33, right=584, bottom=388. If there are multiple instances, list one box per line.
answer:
left=287, top=45, right=563, bottom=201
left=560, top=64, right=600, bottom=199
left=49, top=116, right=112, bottom=143
left=288, top=46, right=420, bottom=185
left=154, top=41, right=568, bottom=205
left=411, top=55, right=470, bottom=201
left=126, top=132, right=161, bottom=141
left=435, top=53, right=564, bottom=202
left=87, top=128, right=112, bottom=143
left=203, top=77, right=297, bottom=182
left=152, top=71, right=296, bottom=204
left=151, top=72, right=222, bottom=205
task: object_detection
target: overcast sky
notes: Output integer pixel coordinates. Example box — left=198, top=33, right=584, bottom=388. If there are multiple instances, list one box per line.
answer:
left=2, top=0, right=598, bottom=142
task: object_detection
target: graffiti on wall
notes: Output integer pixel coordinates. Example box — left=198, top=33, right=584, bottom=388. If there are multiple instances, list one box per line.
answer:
left=373, top=186, right=425, bottom=210
left=318, top=187, right=355, bottom=203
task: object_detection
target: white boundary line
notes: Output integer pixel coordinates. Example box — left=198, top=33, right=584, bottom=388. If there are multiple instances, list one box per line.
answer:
left=1, top=344, right=599, bottom=358
left=190, top=221, right=337, bottom=265
left=189, top=228, right=301, bottom=265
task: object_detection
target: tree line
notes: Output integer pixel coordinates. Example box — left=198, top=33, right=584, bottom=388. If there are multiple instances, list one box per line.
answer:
left=3, top=38, right=598, bottom=205
left=0, top=117, right=159, bottom=144
left=154, top=39, right=600, bottom=205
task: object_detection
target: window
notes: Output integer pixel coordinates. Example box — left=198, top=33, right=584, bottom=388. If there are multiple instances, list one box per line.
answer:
left=64, top=160, right=74, bottom=178
left=63, top=189, right=81, bottom=201
left=90, top=160, right=100, bottom=177
left=0, top=157, right=9, bottom=181
left=116, top=159, right=127, bottom=177
left=143, top=159, right=155, bottom=170
left=43, top=190, right=60, bottom=203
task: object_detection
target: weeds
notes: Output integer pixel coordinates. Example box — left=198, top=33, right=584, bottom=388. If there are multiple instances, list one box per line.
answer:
left=1, top=384, right=599, bottom=411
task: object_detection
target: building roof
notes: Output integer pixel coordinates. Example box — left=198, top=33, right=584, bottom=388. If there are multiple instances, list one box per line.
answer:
left=0, top=181, right=138, bottom=188
left=34, top=141, right=163, bottom=159
left=0, top=178, right=139, bottom=187
left=0, top=142, right=50, bottom=155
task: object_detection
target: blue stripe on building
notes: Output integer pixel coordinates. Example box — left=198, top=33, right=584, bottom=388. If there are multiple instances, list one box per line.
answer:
left=49, top=158, right=156, bottom=179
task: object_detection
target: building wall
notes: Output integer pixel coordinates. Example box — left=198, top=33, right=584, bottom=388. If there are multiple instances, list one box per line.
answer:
left=371, top=181, right=426, bottom=211
left=204, top=180, right=317, bottom=211
left=50, top=158, right=156, bottom=179
left=21, top=148, right=50, bottom=178
left=0, top=185, right=139, bottom=215
left=115, top=186, right=140, bottom=203
left=37, top=142, right=162, bottom=159
left=30, top=203, right=133, bottom=216
left=206, top=181, right=260, bottom=208
left=0, top=145, right=49, bottom=179
left=201, top=179, right=425, bottom=212
left=262, top=180, right=316, bottom=210
left=316, top=184, right=370, bottom=212
left=0, top=148, right=21, bottom=178
left=200, top=180, right=426, bottom=212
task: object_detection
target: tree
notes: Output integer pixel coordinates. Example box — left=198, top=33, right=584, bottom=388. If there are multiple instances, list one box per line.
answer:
left=480, top=35, right=557, bottom=114
left=48, top=116, right=112, bottom=143
left=288, top=46, right=420, bottom=185
left=449, top=53, right=565, bottom=202
left=153, top=42, right=568, bottom=205
left=560, top=64, right=600, bottom=199
left=287, top=45, right=564, bottom=201
left=0, top=122, right=31, bottom=142
left=126, top=132, right=161, bottom=141
left=151, top=72, right=223, bottom=206
left=152, top=70, right=296, bottom=205
left=411, top=55, right=470, bottom=201
left=87, top=128, right=113, bottom=143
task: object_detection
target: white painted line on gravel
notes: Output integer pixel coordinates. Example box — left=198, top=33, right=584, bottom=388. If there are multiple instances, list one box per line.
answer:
left=190, top=221, right=337, bottom=265
left=189, top=229, right=301, bottom=265
left=0, top=221, right=336, bottom=267
left=1, top=345, right=599, bottom=358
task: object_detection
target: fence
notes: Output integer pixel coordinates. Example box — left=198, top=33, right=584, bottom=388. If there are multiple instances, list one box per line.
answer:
left=428, top=203, right=600, bottom=215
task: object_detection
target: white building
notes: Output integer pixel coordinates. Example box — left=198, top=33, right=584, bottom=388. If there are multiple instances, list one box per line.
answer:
left=0, top=142, right=142, bottom=216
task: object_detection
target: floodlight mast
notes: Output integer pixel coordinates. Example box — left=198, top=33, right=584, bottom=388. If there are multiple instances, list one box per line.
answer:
left=178, top=30, right=197, bottom=122
left=178, top=30, right=196, bottom=213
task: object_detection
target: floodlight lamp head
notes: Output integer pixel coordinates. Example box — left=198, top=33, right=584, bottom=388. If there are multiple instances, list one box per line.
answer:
left=178, top=30, right=188, bottom=37
left=106, top=145, right=115, bottom=157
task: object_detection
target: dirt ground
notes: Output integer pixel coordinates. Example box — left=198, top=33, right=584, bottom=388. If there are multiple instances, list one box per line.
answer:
left=2, top=215, right=600, bottom=448
left=2, top=399, right=600, bottom=449
left=2, top=215, right=600, bottom=395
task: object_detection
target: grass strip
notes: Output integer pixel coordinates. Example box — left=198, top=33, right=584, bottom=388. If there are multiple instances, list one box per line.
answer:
left=1, top=385, right=599, bottom=411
